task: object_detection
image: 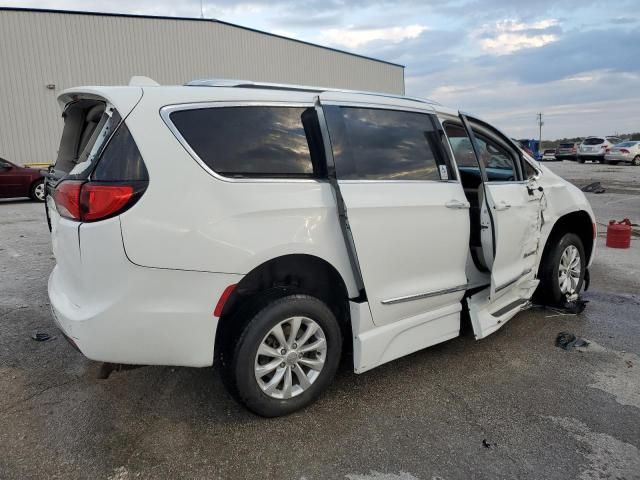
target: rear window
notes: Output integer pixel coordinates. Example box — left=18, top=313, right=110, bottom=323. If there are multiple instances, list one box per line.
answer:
left=616, top=141, right=637, bottom=147
left=544, top=149, right=555, bottom=154
left=324, top=106, right=449, bottom=181
left=169, top=106, right=320, bottom=178
left=584, top=138, right=604, bottom=145
left=559, top=143, right=574, bottom=148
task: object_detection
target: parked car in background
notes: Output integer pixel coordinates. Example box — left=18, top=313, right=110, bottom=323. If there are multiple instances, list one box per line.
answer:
left=555, top=142, right=580, bottom=161
left=47, top=79, right=596, bottom=416
left=578, top=136, right=621, bottom=163
left=605, top=141, right=640, bottom=166
left=0, top=158, right=45, bottom=201
left=540, top=149, right=557, bottom=161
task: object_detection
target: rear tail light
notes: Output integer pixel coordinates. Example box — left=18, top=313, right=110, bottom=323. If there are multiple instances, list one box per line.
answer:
left=620, top=149, right=630, bottom=154
left=572, top=147, right=576, bottom=153
left=52, top=180, right=83, bottom=220
left=53, top=181, right=145, bottom=222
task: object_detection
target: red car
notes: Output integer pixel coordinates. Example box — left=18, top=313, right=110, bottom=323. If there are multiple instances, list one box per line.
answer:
left=0, top=158, right=46, bottom=202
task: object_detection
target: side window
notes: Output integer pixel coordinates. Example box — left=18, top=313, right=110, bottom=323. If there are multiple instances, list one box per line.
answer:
left=444, top=123, right=477, bottom=168
left=170, top=106, right=319, bottom=178
left=473, top=134, right=516, bottom=181
left=522, top=159, right=538, bottom=179
left=324, top=106, right=449, bottom=181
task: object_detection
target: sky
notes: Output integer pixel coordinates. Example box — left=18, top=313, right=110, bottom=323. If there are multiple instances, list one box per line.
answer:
left=2, top=0, right=639, bottom=139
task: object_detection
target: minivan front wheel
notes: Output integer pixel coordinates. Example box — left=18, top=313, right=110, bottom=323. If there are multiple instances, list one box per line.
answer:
left=538, top=233, right=586, bottom=305
left=226, top=294, right=342, bottom=417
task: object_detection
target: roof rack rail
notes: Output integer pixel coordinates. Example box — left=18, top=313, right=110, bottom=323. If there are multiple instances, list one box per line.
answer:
left=185, top=78, right=441, bottom=106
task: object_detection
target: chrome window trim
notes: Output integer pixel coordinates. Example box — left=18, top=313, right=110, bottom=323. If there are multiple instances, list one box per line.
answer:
left=381, top=284, right=468, bottom=305
left=320, top=100, right=436, bottom=115
left=160, top=101, right=320, bottom=184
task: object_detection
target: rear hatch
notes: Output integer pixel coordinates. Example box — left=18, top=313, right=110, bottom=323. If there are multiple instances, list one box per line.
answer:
left=46, top=92, right=147, bottom=303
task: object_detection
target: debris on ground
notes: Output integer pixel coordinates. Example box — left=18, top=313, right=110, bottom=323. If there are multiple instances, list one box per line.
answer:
left=482, top=439, right=496, bottom=448
left=581, top=181, right=606, bottom=194
left=31, top=332, right=53, bottom=342
left=556, top=332, right=590, bottom=351
left=98, top=362, right=144, bottom=379
left=561, top=298, right=589, bottom=314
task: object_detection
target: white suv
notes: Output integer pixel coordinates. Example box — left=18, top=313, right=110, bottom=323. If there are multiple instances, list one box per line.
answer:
left=578, top=136, right=621, bottom=163
left=47, top=78, right=596, bottom=416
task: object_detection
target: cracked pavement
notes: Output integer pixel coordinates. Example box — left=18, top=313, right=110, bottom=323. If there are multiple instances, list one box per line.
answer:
left=1, top=161, right=639, bottom=479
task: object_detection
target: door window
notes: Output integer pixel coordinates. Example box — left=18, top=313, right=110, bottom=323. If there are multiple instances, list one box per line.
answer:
left=324, top=106, right=450, bottom=181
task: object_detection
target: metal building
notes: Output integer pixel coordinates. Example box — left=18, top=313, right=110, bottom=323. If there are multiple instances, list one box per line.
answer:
left=0, top=7, right=404, bottom=165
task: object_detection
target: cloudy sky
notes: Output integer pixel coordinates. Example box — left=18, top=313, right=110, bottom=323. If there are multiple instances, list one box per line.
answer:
left=2, top=0, right=639, bottom=139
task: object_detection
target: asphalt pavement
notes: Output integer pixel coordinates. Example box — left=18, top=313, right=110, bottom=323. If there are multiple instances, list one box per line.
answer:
left=0, top=161, right=638, bottom=480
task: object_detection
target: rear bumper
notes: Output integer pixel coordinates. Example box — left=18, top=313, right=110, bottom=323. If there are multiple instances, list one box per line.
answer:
left=49, top=264, right=242, bottom=367
left=48, top=215, right=243, bottom=367
left=49, top=265, right=242, bottom=367
left=604, top=154, right=631, bottom=162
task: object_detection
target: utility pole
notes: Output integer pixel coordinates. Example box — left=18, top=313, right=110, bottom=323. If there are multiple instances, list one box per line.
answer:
left=537, top=112, right=544, bottom=146
left=200, top=0, right=204, bottom=18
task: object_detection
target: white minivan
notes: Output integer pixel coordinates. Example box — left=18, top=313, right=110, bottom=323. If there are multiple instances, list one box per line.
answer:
left=46, top=79, right=595, bottom=416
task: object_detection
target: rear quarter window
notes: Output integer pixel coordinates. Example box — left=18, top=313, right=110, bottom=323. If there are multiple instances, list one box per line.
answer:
left=169, top=106, right=320, bottom=178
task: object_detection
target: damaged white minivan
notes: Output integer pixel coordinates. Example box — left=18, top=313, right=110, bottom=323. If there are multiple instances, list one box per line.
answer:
left=47, top=78, right=595, bottom=416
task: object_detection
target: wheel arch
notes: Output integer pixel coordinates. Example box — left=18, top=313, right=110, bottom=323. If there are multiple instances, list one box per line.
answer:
left=539, top=210, right=595, bottom=273
left=214, top=254, right=353, bottom=362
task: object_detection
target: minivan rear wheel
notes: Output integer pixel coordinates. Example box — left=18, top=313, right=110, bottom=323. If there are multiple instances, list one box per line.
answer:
left=225, top=294, right=342, bottom=417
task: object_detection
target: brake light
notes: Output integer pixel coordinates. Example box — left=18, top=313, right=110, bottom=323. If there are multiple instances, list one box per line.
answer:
left=572, top=147, right=576, bottom=153
left=620, top=149, right=630, bottom=154
left=52, top=180, right=83, bottom=220
left=53, top=181, right=142, bottom=222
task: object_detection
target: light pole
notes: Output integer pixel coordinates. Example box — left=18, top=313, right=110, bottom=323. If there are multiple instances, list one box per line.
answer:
left=537, top=112, right=544, bottom=151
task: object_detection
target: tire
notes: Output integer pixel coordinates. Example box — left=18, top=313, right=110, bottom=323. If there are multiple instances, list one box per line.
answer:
left=597, top=157, right=605, bottom=164
left=632, top=156, right=640, bottom=166
left=30, top=179, right=45, bottom=202
left=224, top=294, right=342, bottom=417
left=578, top=156, right=585, bottom=164
left=537, top=232, right=586, bottom=305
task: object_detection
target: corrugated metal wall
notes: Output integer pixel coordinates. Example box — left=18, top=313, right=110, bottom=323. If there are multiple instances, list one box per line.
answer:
left=0, top=9, right=404, bottom=165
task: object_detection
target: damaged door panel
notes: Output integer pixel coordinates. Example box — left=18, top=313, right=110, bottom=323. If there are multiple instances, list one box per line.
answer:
left=458, top=112, right=545, bottom=339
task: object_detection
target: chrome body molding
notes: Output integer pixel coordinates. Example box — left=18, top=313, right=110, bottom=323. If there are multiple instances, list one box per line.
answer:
left=381, top=284, right=468, bottom=305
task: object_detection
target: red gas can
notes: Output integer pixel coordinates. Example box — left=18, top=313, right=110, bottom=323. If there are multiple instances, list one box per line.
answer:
left=606, top=219, right=632, bottom=249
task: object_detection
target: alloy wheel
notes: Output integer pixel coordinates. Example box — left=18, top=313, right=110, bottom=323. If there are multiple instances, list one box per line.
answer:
left=558, top=245, right=581, bottom=294
left=34, top=182, right=45, bottom=201
left=254, top=316, right=327, bottom=399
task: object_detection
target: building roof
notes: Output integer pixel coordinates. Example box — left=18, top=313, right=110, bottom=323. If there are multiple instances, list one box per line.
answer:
left=0, top=7, right=404, bottom=68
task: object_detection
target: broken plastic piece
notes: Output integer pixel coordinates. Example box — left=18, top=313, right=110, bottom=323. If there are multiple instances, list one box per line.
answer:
left=561, top=297, right=589, bottom=314
left=581, top=182, right=605, bottom=194
left=555, top=331, right=590, bottom=351
left=31, top=332, right=52, bottom=342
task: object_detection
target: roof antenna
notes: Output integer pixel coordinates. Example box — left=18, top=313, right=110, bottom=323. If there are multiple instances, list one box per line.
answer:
left=200, top=0, right=204, bottom=18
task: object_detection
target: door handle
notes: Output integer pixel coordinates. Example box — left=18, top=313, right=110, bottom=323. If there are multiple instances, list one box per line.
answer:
left=494, top=201, right=511, bottom=211
left=445, top=200, right=470, bottom=209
